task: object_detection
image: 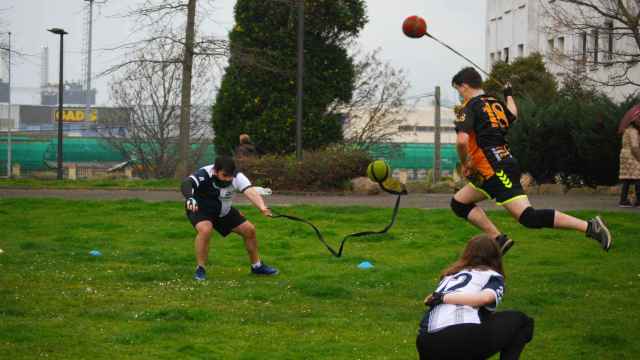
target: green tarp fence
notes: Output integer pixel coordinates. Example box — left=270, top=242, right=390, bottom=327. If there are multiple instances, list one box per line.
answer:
left=1, top=137, right=457, bottom=173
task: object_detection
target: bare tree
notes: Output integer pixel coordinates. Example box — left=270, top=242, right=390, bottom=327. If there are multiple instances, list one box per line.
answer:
left=99, top=39, right=212, bottom=178
left=338, top=48, right=411, bottom=150
left=100, top=0, right=228, bottom=178
left=540, top=0, right=640, bottom=88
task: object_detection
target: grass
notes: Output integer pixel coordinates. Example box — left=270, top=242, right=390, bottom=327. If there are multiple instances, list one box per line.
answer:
left=0, top=198, right=638, bottom=359
left=0, top=178, right=179, bottom=190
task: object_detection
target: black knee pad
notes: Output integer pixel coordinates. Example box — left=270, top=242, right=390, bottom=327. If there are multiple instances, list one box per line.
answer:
left=519, top=207, right=555, bottom=229
left=450, top=198, right=476, bottom=219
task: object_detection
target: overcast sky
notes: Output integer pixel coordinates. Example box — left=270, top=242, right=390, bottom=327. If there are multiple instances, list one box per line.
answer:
left=1, top=0, right=486, bottom=106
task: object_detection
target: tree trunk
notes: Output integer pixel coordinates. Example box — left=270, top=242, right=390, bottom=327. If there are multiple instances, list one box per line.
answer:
left=175, top=0, right=197, bottom=179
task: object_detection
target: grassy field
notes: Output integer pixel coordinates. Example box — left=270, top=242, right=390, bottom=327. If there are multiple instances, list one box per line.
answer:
left=0, top=198, right=638, bottom=359
left=0, top=178, right=179, bottom=190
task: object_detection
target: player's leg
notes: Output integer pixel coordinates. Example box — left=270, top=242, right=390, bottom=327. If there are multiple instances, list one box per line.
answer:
left=227, top=208, right=278, bottom=275
left=232, top=221, right=260, bottom=264
left=502, top=197, right=612, bottom=251
left=474, top=310, right=535, bottom=360
left=416, top=324, right=483, bottom=359
left=451, top=184, right=501, bottom=239
left=193, top=220, right=213, bottom=281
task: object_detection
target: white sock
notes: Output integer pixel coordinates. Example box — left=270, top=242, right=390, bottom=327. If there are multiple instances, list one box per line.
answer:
left=251, top=261, right=262, bottom=269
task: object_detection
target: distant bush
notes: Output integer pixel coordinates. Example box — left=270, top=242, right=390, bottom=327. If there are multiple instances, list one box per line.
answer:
left=508, top=83, right=639, bottom=188
left=236, top=145, right=371, bottom=191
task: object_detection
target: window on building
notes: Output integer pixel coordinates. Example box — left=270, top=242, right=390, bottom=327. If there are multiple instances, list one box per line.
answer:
left=490, top=53, right=495, bottom=63
left=592, top=28, right=599, bottom=65
left=518, top=44, right=524, bottom=57
left=581, top=32, right=588, bottom=61
left=556, top=37, right=565, bottom=55
left=504, top=47, right=510, bottom=63
left=547, top=39, right=554, bottom=55
left=605, top=20, right=614, bottom=62
left=497, top=51, right=502, bottom=61
left=578, top=32, right=588, bottom=73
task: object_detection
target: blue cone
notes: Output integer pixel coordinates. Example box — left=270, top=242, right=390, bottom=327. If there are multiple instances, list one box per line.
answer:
left=358, top=261, right=374, bottom=269
left=89, top=250, right=102, bottom=257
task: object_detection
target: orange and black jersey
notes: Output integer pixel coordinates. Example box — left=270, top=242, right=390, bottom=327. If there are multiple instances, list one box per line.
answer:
left=455, top=94, right=517, bottom=178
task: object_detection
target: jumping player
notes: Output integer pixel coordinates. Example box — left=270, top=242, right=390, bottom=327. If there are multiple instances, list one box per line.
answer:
left=417, top=234, right=534, bottom=359
left=181, top=156, right=278, bottom=280
left=450, top=67, right=612, bottom=254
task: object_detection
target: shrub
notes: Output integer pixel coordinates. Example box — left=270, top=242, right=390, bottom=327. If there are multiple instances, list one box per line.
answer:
left=508, top=84, right=638, bottom=187
left=236, top=146, right=371, bottom=191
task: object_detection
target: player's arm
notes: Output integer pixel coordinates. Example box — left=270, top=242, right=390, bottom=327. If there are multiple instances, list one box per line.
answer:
left=503, top=82, right=518, bottom=119
left=235, top=172, right=272, bottom=217
left=243, top=187, right=272, bottom=217
left=456, top=132, right=470, bottom=164
left=443, top=290, right=497, bottom=307
left=181, top=176, right=199, bottom=212
left=424, top=290, right=495, bottom=307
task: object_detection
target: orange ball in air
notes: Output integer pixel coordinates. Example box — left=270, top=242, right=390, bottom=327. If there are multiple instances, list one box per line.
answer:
left=402, top=15, right=427, bottom=38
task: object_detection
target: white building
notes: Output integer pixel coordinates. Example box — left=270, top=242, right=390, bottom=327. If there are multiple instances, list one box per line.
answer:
left=343, top=105, right=458, bottom=144
left=486, top=0, right=639, bottom=101
left=392, top=106, right=457, bottom=144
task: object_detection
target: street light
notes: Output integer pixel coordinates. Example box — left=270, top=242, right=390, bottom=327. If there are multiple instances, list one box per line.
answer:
left=48, top=27, right=68, bottom=180
left=4, top=32, right=11, bottom=179
left=295, top=0, right=304, bottom=161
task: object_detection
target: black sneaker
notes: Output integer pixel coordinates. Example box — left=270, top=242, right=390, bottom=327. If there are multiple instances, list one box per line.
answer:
left=194, top=265, right=206, bottom=281
left=586, top=216, right=612, bottom=251
left=619, top=200, right=633, bottom=208
left=251, top=262, right=279, bottom=276
left=495, top=234, right=514, bottom=256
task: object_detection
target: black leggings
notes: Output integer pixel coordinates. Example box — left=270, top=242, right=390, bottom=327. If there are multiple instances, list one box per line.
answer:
left=620, top=180, right=640, bottom=203
left=416, top=311, right=534, bottom=360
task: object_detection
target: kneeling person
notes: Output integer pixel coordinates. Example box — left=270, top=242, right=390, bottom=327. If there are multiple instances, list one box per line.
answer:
left=181, top=156, right=278, bottom=280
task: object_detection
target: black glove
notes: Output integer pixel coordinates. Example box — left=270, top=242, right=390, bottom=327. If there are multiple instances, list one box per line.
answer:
left=425, top=292, right=445, bottom=307
left=503, top=82, right=513, bottom=98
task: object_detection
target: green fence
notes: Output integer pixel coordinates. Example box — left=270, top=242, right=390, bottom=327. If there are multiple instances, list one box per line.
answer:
left=369, top=143, right=458, bottom=172
left=1, top=136, right=455, bottom=179
left=0, top=136, right=216, bottom=174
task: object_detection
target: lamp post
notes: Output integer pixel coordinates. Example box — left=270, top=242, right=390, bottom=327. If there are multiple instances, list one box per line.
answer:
left=5, top=32, right=11, bottom=178
left=295, top=0, right=304, bottom=160
left=48, top=27, right=68, bottom=180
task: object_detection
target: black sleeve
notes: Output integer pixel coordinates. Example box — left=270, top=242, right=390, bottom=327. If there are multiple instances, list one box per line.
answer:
left=180, top=177, right=196, bottom=199
left=454, top=102, right=476, bottom=134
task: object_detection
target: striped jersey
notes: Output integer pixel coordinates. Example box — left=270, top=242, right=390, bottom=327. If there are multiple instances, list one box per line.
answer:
left=188, top=165, right=252, bottom=217
left=419, top=268, right=505, bottom=334
left=455, top=94, right=517, bottom=179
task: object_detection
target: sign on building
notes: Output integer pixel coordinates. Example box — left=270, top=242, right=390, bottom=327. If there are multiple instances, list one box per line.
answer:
left=52, top=108, right=98, bottom=123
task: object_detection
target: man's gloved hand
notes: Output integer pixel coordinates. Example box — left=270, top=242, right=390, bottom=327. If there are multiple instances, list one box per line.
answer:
left=186, top=197, right=198, bottom=212
left=503, top=81, right=513, bottom=98
left=424, top=292, right=446, bottom=307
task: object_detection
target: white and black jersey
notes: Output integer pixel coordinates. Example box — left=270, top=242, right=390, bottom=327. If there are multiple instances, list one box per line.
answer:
left=183, top=165, right=252, bottom=217
left=420, top=269, right=505, bottom=334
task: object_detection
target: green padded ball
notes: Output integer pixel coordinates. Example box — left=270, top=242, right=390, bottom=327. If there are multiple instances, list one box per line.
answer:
left=367, top=160, right=390, bottom=183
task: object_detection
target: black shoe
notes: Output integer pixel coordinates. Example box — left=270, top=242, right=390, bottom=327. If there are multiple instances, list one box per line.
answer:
left=495, top=234, right=514, bottom=256
left=586, top=216, right=612, bottom=251
left=619, top=200, right=633, bottom=208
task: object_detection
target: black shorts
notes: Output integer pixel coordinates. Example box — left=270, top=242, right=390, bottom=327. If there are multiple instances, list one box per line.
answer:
left=470, top=159, right=526, bottom=205
left=186, top=206, right=247, bottom=237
